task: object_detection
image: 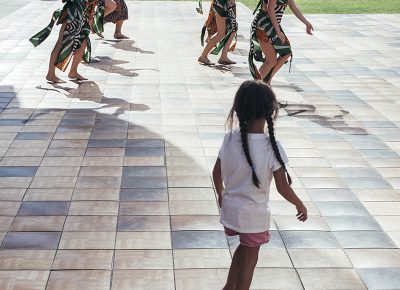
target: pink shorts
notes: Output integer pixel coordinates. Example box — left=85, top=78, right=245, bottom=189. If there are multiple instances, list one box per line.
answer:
left=224, top=227, right=271, bottom=247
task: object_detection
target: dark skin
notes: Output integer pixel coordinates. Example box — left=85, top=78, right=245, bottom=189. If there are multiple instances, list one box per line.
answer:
left=212, top=118, right=307, bottom=290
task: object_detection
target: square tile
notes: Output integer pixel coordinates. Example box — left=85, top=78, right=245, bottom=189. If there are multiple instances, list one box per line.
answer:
left=46, top=270, right=111, bottom=290
left=345, top=249, right=400, bottom=268
left=169, top=200, right=219, bottom=215
left=119, top=202, right=169, bottom=215
left=114, top=250, right=173, bottom=269
left=324, top=215, right=381, bottom=231
left=171, top=215, right=223, bottom=231
left=288, top=249, right=352, bottom=268
left=315, top=201, right=369, bottom=216
left=52, top=250, right=113, bottom=270
left=357, top=268, right=400, bottom=290
left=68, top=201, right=119, bottom=216
left=334, top=231, right=396, bottom=249
left=59, top=232, right=116, bottom=249
left=174, top=269, right=228, bottom=290
left=1, top=232, right=61, bottom=249
left=251, top=268, right=304, bottom=289
left=118, top=216, right=170, bottom=231
left=274, top=216, right=330, bottom=231
left=0, top=270, right=49, bottom=290
left=280, top=231, right=341, bottom=249
left=17, top=201, right=69, bottom=216
left=120, top=188, right=168, bottom=201
left=11, top=216, right=65, bottom=231
left=116, top=232, right=171, bottom=249
left=0, top=250, right=55, bottom=270
left=172, top=231, right=228, bottom=249
left=112, top=270, right=175, bottom=290
left=173, top=249, right=231, bottom=269
left=64, top=216, right=117, bottom=232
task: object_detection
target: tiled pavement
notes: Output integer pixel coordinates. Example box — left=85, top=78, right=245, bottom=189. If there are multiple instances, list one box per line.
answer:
left=0, top=1, right=399, bottom=289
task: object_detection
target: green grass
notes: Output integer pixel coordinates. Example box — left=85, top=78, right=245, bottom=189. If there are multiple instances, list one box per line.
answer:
left=239, top=0, right=400, bottom=14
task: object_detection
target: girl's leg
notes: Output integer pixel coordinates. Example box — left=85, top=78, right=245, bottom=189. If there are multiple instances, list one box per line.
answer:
left=198, top=13, right=227, bottom=65
left=258, top=38, right=278, bottom=85
left=47, top=22, right=67, bottom=83
left=219, top=32, right=236, bottom=65
left=223, top=245, right=242, bottom=290
left=114, top=20, right=128, bottom=39
left=104, top=0, right=117, bottom=17
left=68, top=39, right=88, bottom=80
left=269, top=53, right=291, bottom=80
left=235, top=245, right=260, bottom=290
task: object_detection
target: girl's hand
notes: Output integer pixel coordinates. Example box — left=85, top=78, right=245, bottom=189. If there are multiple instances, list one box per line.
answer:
left=277, top=32, right=286, bottom=44
left=306, top=23, right=314, bottom=35
left=296, top=204, right=307, bottom=222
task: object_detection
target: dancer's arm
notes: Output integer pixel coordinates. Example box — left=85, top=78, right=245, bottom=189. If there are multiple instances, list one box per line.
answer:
left=288, top=0, right=314, bottom=35
left=267, top=0, right=286, bottom=43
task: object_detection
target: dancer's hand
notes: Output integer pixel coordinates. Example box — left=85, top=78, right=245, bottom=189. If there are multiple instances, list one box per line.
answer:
left=306, top=23, right=314, bottom=35
left=296, top=203, right=308, bottom=222
left=277, top=32, right=286, bottom=44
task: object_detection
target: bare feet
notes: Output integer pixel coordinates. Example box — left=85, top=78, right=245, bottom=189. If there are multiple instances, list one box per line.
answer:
left=46, top=74, right=65, bottom=84
left=114, top=33, right=129, bottom=39
left=68, top=72, right=88, bottom=81
left=198, top=56, right=215, bottom=65
left=218, top=57, right=236, bottom=65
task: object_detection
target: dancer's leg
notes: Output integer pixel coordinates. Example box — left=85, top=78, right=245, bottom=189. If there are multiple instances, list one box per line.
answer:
left=223, top=245, right=242, bottom=290
left=235, top=246, right=260, bottom=290
left=258, top=38, right=278, bottom=85
left=219, top=32, right=236, bottom=64
left=114, top=20, right=128, bottom=39
left=198, top=14, right=227, bottom=65
left=46, top=22, right=67, bottom=83
left=104, top=0, right=117, bottom=17
left=269, top=53, right=291, bottom=80
left=68, top=39, right=88, bottom=80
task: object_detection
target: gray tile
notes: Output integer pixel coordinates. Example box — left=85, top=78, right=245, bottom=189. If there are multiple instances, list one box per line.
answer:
left=118, top=216, right=170, bottom=231
left=121, top=177, right=167, bottom=189
left=315, top=202, right=370, bottom=216
left=126, top=139, right=164, bottom=147
left=1, top=232, right=61, bottom=249
left=343, top=177, right=393, bottom=189
left=325, top=215, right=382, bottom=231
left=125, top=147, right=165, bottom=157
left=120, top=188, right=168, bottom=201
left=0, top=166, right=38, bottom=177
left=0, top=119, right=28, bottom=126
left=172, top=231, right=228, bottom=249
left=88, top=139, right=126, bottom=148
left=122, top=166, right=166, bottom=177
left=307, top=189, right=358, bottom=201
left=357, top=268, right=400, bottom=290
left=281, top=231, right=341, bottom=249
left=333, top=231, right=397, bottom=249
left=16, top=132, right=54, bottom=140
left=17, top=201, right=70, bottom=216
left=336, top=167, right=381, bottom=178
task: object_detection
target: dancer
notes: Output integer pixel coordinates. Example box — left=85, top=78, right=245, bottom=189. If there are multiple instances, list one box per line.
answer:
left=197, top=0, right=238, bottom=65
left=249, top=0, right=314, bottom=85
left=213, top=80, right=307, bottom=290
left=30, top=0, right=103, bottom=83
left=93, top=0, right=129, bottom=39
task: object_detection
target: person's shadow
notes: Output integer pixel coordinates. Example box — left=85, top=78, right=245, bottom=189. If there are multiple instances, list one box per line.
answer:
left=104, top=39, right=155, bottom=54
left=88, top=56, right=158, bottom=77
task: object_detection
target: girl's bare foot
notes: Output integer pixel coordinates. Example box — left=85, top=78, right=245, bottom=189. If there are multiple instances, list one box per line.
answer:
left=68, top=72, right=88, bottom=81
left=46, top=74, right=65, bottom=83
left=198, top=56, right=215, bottom=65
left=218, top=57, right=236, bottom=65
left=114, top=33, right=129, bottom=39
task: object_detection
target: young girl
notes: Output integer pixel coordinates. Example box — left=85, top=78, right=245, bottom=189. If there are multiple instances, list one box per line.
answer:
left=213, top=80, right=307, bottom=290
left=30, top=0, right=103, bottom=83
left=197, top=0, right=238, bottom=65
left=249, top=0, right=314, bottom=85
left=93, top=0, right=129, bottom=39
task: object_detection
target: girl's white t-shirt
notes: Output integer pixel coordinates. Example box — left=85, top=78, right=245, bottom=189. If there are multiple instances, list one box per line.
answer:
left=218, top=129, right=288, bottom=233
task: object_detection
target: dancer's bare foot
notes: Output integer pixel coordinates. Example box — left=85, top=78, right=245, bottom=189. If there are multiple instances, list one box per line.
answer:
left=198, top=56, right=215, bottom=65
left=114, top=33, right=129, bottom=39
left=46, top=74, right=65, bottom=84
left=68, top=72, right=88, bottom=81
left=218, top=57, right=236, bottom=65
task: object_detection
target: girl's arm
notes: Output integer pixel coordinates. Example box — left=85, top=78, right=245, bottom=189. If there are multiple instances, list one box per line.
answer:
left=273, top=167, right=307, bottom=221
left=212, top=158, right=224, bottom=207
left=267, top=0, right=286, bottom=43
left=288, top=0, right=314, bottom=35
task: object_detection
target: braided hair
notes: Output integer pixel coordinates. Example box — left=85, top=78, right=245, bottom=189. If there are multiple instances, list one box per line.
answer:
left=226, top=80, right=292, bottom=187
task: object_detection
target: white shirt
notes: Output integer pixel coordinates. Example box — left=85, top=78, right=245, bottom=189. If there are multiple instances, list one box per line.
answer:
left=218, top=129, right=289, bottom=233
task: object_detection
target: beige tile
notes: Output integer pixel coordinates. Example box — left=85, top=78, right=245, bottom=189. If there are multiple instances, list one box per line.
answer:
left=0, top=188, right=26, bottom=201
left=171, top=215, right=223, bottom=231
left=59, top=232, right=116, bottom=249
left=123, top=157, right=164, bottom=166
left=75, top=176, right=121, bottom=189
left=85, top=148, right=125, bottom=157
left=23, top=188, right=73, bottom=201
left=0, top=270, right=49, bottom=290
left=175, top=268, right=228, bottom=290
left=116, top=232, right=171, bottom=249
left=45, top=147, right=86, bottom=157
left=354, top=189, right=400, bottom=201
left=64, top=216, right=117, bottom=232
left=0, top=201, right=21, bottom=216
left=0, top=250, right=55, bottom=270
left=79, top=167, right=123, bottom=177
left=72, top=188, right=119, bottom=201
left=169, top=200, right=219, bottom=215
left=288, top=249, right=352, bottom=268
left=119, top=202, right=169, bottom=215
left=46, top=270, right=111, bottom=290
left=112, top=270, right=175, bottom=290
left=68, top=201, right=119, bottom=215
left=257, top=248, right=294, bottom=268
left=387, top=231, right=400, bottom=247
left=82, top=157, right=124, bottom=167
left=52, top=250, right=113, bottom=270
left=35, top=166, right=80, bottom=177
left=274, top=215, right=330, bottom=231
left=0, top=177, right=32, bottom=188
left=345, top=249, right=400, bottom=268
left=11, top=216, right=65, bottom=231
left=41, top=157, right=83, bottom=167
left=114, top=250, right=173, bottom=269
left=374, top=216, right=400, bottom=231
left=173, top=249, right=231, bottom=269
left=0, top=157, right=42, bottom=166
left=363, top=202, right=400, bottom=215
left=251, top=268, right=304, bottom=289
left=297, top=268, right=366, bottom=290
left=168, top=188, right=216, bottom=201
left=29, top=177, right=77, bottom=189
left=5, top=148, right=47, bottom=157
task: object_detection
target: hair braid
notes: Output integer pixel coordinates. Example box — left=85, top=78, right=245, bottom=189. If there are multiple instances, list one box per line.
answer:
left=266, top=116, right=292, bottom=185
left=239, top=119, right=261, bottom=188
